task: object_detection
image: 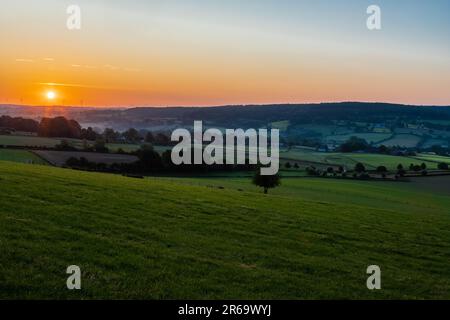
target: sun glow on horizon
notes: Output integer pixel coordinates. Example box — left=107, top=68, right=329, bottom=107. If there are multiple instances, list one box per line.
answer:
left=46, top=91, right=56, bottom=100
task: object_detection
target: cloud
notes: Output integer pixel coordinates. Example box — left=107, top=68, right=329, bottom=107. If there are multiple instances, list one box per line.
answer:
left=15, top=58, right=34, bottom=63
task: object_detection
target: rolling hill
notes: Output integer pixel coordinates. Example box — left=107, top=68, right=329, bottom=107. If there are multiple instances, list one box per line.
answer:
left=1, top=161, right=450, bottom=299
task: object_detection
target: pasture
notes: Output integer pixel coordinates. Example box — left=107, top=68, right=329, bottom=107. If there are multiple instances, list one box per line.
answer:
left=0, top=149, right=48, bottom=165
left=325, top=133, right=392, bottom=144
left=280, top=148, right=436, bottom=170
left=0, top=162, right=449, bottom=299
left=33, top=151, right=139, bottom=166
left=376, top=134, right=422, bottom=148
left=0, top=135, right=60, bottom=148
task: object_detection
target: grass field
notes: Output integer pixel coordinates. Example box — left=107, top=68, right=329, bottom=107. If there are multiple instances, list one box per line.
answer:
left=106, top=143, right=142, bottom=153
left=33, top=151, right=139, bottom=166
left=0, top=135, right=60, bottom=148
left=413, top=154, right=450, bottom=165
left=280, top=149, right=436, bottom=170
left=0, top=149, right=48, bottom=165
left=376, top=134, right=422, bottom=148
left=1, top=161, right=450, bottom=299
left=325, top=133, right=392, bottom=144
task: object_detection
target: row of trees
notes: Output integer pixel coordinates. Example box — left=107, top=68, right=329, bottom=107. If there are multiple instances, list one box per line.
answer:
left=1, top=115, right=173, bottom=145
left=305, top=161, right=450, bottom=180
left=65, top=144, right=258, bottom=174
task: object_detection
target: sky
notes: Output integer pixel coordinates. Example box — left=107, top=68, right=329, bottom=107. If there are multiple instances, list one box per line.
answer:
left=0, top=0, right=449, bottom=107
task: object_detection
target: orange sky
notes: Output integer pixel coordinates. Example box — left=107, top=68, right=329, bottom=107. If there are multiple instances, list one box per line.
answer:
left=1, top=0, right=449, bottom=107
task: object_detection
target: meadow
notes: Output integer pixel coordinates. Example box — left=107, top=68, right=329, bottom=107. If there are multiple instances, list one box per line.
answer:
left=0, top=149, right=48, bottom=165
left=1, top=161, right=450, bottom=299
left=0, top=135, right=60, bottom=148
left=413, top=154, right=450, bottom=165
left=280, top=148, right=437, bottom=170
left=375, top=134, right=422, bottom=148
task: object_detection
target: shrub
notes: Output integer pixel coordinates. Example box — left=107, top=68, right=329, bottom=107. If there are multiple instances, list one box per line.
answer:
left=438, top=162, right=449, bottom=170
left=354, top=162, right=366, bottom=173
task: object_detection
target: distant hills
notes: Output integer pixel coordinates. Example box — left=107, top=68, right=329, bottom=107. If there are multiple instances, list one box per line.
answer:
left=1, top=102, right=450, bottom=130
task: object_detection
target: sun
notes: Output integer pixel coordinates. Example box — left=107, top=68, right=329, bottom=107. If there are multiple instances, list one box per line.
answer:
left=46, top=91, right=56, bottom=100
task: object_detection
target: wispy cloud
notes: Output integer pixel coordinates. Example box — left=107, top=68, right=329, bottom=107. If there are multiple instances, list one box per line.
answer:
left=15, top=58, right=34, bottom=63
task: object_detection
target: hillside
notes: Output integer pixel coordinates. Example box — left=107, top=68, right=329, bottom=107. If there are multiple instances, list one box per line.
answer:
left=1, top=162, right=450, bottom=299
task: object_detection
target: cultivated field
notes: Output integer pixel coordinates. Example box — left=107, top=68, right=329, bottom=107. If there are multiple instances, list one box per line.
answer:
left=0, top=135, right=60, bottom=148
left=325, top=133, right=392, bottom=144
left=279, top=148, right=437, bottom=170
left=0, top=149, right=48, bottom=165
left=33, top=151, right=139, bottom=166
left=412, top=154, right=450, bottom=165
left=376, top=134, right=422, bottom=148
left=0, top=162, right=449, bottom=299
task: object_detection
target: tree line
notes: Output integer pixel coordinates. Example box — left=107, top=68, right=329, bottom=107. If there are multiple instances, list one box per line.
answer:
left=0, top=115, right=173, bottom=145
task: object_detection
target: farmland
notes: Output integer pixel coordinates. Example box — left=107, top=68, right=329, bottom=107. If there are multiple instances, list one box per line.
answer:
left=0, top=149, right=48, bottom=165
left=33, top=151, right=139, bottom=166
left=412, top=154, right=450, bottom=165
left=325, top=133, right=392, bottom=144
left=279, top=148, right=437, bottom=170
left=0, top=135, right=60, bottom=148
left=375, top=134, right=422, bottom=148
left=1, top=161, right=450, bottom=299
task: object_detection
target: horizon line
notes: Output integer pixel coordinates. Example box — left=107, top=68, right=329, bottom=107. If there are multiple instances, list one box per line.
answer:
left=1, top=101, right=450, bottom=109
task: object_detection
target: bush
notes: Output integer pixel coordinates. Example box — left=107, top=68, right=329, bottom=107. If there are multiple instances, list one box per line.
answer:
left=376, top=166, right=387, bottom=173
left=438, top=162, right=449, bottom=170
left=306, top=166, right=318, bottom=176
left=354, top=162, right=366, bottom=173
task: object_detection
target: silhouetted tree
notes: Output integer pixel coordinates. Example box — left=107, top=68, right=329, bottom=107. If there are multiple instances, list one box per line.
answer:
left=123, top=128, right=141, bottom=143
left=38, top=117, right=82, bottom=138
left=252, top=171, right=281, bottom=194
left=155, top=133, right=170, bottom=146
left=94, top=138, right=109, bottom=153
left=354, top=162, right=366, bottom=173
left=340, top=137, right=368, bottom=152
left=145, top=132, right=155, bottom=144
left=438, top=162, right=449, bottom=170
left=81, top=127, right=98, bottom=141
left=103, top=128, right=119, bottom=143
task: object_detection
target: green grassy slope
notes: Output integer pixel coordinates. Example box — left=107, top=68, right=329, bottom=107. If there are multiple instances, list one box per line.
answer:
left=1, top=161, right=450, bottom=299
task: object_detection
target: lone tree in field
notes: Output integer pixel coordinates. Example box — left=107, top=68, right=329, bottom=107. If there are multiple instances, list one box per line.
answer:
left=252, top=171, right=281, bottom=194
